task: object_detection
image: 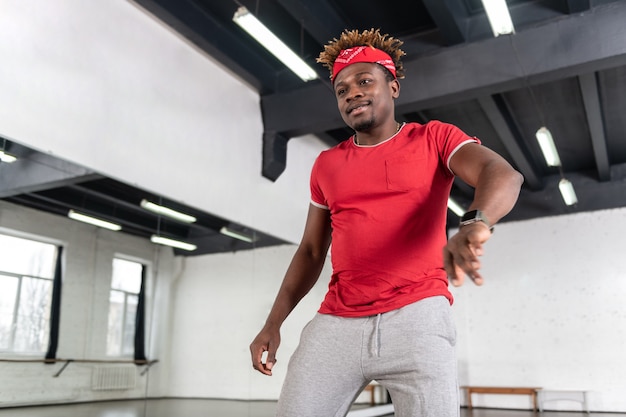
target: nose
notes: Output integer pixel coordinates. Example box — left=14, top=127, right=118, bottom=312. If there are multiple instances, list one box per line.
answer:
left=346, top=87, right=363, bottom=102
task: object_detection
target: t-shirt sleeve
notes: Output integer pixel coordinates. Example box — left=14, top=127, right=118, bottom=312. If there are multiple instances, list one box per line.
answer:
left=428, top=121, right=481, bottom=174
left=309, top=155, right=329, bottom=210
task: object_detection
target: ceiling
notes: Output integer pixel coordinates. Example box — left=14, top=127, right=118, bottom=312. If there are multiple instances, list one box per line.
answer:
left=0, top=140, right=287, bottom=255
left=135, top=0, right=626, bottom=223
left=2, top=0, right=626, bottom=255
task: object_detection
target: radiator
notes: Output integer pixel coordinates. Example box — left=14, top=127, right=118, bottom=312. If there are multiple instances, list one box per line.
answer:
left=91, top=365, right=136, bottom=391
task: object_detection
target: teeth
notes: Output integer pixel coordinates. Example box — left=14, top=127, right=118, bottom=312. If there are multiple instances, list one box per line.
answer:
left=351, top=104, right=366, bottom=113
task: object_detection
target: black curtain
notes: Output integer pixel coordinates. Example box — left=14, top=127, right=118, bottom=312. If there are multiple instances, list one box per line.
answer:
left=134, top=264, right=146, bottom=361
left=45, top=246, right=63, bottom=361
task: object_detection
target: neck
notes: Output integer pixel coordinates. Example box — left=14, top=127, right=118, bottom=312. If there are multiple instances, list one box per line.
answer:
left=355, top=121, right=401, bottom=146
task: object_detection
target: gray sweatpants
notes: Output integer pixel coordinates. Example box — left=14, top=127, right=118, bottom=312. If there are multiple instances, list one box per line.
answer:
left=276, top=296, right=459, bottom=417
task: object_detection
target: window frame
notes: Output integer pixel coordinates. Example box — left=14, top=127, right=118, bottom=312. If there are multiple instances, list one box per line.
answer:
left=106, top=254, right=149, bottom=359
left=0, top=228, right=63, bottom=357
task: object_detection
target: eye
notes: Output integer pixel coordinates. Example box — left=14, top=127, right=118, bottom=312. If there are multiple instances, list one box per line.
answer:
left=336, top=88, right=346, bottom=96
left=359, top=78, right=372, bottom=85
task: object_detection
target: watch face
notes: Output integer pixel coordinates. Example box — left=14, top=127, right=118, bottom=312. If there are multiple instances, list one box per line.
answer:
left=461, top=210, right=480, bottom=223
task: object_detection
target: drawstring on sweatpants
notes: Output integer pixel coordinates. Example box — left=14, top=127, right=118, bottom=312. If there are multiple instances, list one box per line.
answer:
left=371, top=313, right=382, bottom=357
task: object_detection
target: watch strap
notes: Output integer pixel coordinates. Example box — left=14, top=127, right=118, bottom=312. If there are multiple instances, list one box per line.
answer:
left=459, top=209, right=494, bottom=232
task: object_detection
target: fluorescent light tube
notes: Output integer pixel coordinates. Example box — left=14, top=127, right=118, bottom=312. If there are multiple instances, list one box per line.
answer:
left=558, top=178, right=578, bottom=206
left=140, top=199, right=196, bottom=223
left=233, top=6, right=318, bottom=82
left=150, top=235, right=197, bottom=251
left=536, top=127, right=562, bottom=167
left=0, top=150, right=17, bottom=163
left=447, top=198, right=465, bottom=217
left=481, top=0, right=515, bottom=36
left=220, top=226, right=254, bottom=243
left=68, top=210, right=122, bottom=231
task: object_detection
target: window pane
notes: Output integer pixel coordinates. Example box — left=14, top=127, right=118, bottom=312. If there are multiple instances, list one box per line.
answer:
left=0, top=234, right=56, bottom=278
left=122, top=294, right=138, bottom=356
left=13, top=277, right=52, bottom=353
left=0, top=275, right=19, bottom=350
left=106, top=290, right=125, bottom=356
left=111, top=258, right=142, bottom=293
left=107, top=258, right=143, bottom=357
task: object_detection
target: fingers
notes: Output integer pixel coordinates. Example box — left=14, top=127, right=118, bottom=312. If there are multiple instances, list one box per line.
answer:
left=265, top=350, right=277, bottom=372
left=250, top=332, right=280, bottom=376
left=444, top=225, right=490, bottom=286
left=443, top=248, right=463, bottom=286
left=444, top=244, right=481, bottom=286
left=250, top=343, right=270, bottom=376
left=253, top=353, right=275, bottom=376
left=448, top=265, right=465, bottom=287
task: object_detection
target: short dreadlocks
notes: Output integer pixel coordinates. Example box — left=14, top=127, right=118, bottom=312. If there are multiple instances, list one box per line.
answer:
left=317, top=28, right=406, bottom=80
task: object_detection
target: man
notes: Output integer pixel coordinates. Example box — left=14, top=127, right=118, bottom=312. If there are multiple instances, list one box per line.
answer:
left=250, top=29, right=523, bottom=417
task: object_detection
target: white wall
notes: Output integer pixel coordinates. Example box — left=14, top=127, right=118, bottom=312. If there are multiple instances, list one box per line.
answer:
left=162, top=209, right=626, bottom=412
left=3, top=200, right=625, bottom=411
left=0, top=0, right=326, bottom=245
left=0, top=201, right=176, bottom=406
left=165, top=207, right=626, bottom=412
left=451, top=207, right=626, bottom=412
left=166, top=245, right=329, bottom=400
left=167, top=244, right=377, bottom=405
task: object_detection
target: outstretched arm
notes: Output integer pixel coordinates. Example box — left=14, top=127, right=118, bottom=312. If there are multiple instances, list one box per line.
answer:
left=250, top=204, right=332, bottom=375
left=444, top=143, right=523, bottom=286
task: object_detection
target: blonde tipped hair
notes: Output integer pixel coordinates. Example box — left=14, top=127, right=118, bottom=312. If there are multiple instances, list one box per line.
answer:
left=317, top=28, right=406, bottom=80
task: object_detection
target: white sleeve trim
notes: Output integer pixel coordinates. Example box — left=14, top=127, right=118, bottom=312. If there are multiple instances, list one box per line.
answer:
left=446, top=139, right=479, bottom=175
left=310, top=200, right=329, bottom=210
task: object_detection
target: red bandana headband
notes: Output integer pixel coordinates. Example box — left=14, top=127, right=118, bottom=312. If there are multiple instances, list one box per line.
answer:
left=331, top=46, right=396, bottom=82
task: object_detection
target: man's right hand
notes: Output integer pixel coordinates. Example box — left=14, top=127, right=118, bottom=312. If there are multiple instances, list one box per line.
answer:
left=250, top=326, right=281, bottom=376
left=443, top=221, right=492, bottom=286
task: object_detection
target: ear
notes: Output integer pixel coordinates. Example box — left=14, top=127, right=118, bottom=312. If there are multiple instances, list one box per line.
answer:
left=390, top=79, right=400, bottom=99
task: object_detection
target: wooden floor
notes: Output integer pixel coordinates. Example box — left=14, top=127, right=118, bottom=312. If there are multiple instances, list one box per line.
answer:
left=0, top=399, right=623, bottom=417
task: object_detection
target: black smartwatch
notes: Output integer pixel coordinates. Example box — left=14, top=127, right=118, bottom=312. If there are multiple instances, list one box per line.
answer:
left=459, top=210, right=494, bottom=233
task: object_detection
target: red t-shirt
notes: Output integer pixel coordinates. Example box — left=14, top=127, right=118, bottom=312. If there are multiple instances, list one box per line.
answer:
left=310, top=121, right=479, bottom=317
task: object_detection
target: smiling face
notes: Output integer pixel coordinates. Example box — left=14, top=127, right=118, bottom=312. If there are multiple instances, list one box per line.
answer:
left=333, top=62, right=400, bottom=133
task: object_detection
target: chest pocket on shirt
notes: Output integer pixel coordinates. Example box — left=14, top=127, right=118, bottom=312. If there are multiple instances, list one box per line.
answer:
left=385, top=155, right=427, bottom=192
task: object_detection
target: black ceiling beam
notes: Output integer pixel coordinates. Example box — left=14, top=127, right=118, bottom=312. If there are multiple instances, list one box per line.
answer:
left=261, top=2, right=626, bottom=139
left=506, top=161, right=626, bottom=222
left=452, top=0, right=568, bottom=46
left=0, top=153, right=101, bottom=198
left=262, top=131, right=290, bottom=181
left=5, top=190, right=311, bottom=256
left=477, top=95, right=542, bottom=189
left=69, top=184, right=218, bottom=235
left=425, top=0, right=576, bottom=48
left=578, top=72, right=611, bottom=181
left=183, top=228, right=287, bottom=256
left=276, top=0, right=346, bottom=45
left=422, top=0, right=469, bottom=45
left=447, top=160, right=626, bottom=227
left=314, top=131, right=342, bottom=148
left=50, top=188, right=189, bottom=235
left=185, top=232, right=253, bottom=255
left=133, top=0, right=278, bottom=92
left=263, top=81, right=340, bottom=137
left=70, top=184, right=148, bottom=213
left=563, top=0, right=591, bottom=13
left=451, top=179, right=476, bottom=200
left=402, top=111, right=430, bottom=125
left=4, top=195, right=74, bottom=218
left=18, top=191, right=180, bottom=238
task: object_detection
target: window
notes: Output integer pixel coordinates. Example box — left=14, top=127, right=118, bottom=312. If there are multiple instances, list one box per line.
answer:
left=106, top=257, right=143, bottom=356
left=0, top=232, right=58, bottom=353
